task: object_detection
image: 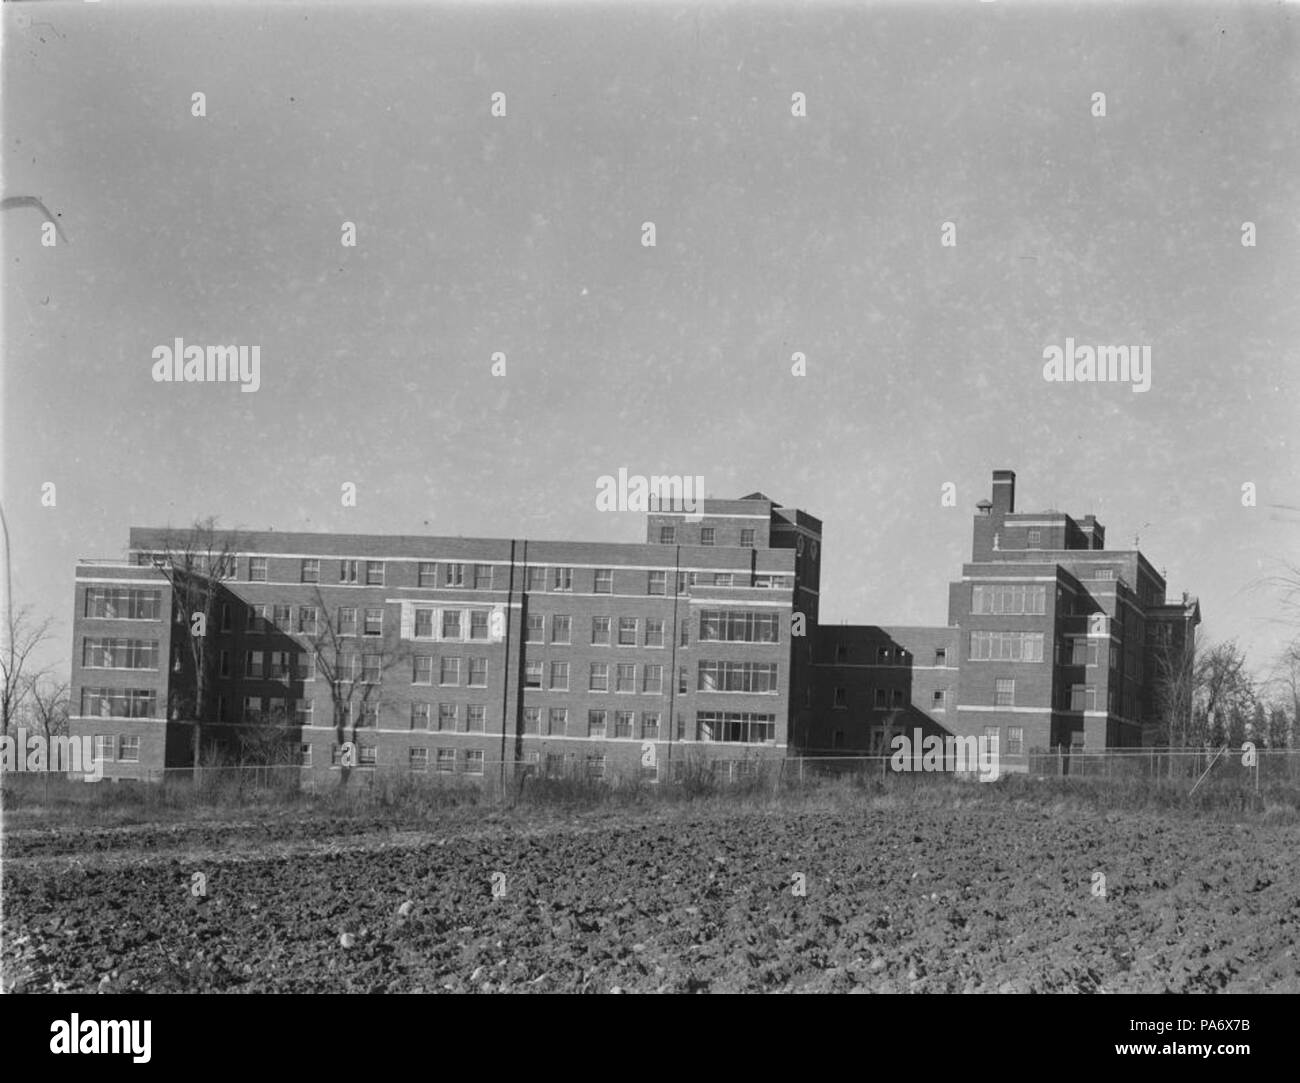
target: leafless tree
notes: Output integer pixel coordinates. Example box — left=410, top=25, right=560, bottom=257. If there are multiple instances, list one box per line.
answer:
left=1, top=605, right=54, bottom=738
left=27, top=677, right=69, bottom=798
left=1196, top=639, right=1253, bottom=747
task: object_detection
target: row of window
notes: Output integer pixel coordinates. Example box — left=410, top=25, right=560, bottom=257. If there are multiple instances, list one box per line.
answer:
left=969, top=631, right=1046, bottom=663
left=89, top=734, right=142, bottom=762
left=971, top=584, right=1047, bottom=616
left=82, top=638, right=160, bottom=670
left=84, top=588, right=163, bottom=621
left=657, top=526, right=756, bottom=547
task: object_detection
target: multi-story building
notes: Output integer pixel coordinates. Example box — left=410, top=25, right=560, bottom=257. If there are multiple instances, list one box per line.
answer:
left=810, top=470, right=1200, bottom=770
left=69, top=493, right=821, bottom=782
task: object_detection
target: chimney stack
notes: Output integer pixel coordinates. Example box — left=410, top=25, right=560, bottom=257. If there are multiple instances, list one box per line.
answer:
left=991, top=470, right=1016, bottom=515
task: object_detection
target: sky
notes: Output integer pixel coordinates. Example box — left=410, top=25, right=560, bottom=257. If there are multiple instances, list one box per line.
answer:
left=2, top=0, right=1298, bottom=681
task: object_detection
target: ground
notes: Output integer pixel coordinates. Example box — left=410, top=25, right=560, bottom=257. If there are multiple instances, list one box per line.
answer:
left=4, top=786, right=1298, bottom=993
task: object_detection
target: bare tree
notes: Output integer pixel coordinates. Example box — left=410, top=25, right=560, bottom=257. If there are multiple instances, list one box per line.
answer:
left=300, top=587, right=412, bottom=785
left=1150, top=625, right=1199, bottom=756
left=143, top=518, right=241, bottom=766
left=1, top=605, right=54, bottom=738
left=1196, top=639, right=1253, bottom=748
left=27, top=677, right=69, bottom=798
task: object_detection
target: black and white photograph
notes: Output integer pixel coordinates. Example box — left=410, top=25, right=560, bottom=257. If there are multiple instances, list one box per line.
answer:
left=1, top=0, right=1297, bottom=1057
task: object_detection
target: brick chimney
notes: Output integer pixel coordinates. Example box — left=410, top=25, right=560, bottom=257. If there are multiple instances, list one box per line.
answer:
left=991, top=470, right=1016, bottom=515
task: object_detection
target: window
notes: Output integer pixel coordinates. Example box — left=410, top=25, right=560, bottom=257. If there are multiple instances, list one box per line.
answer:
left=363, top=608, right=383, bottom=636
left=249, top=556, right=268, bottom=582
left=94, top=735, right=115, bottom=762
left=1007, top=727, right=1024, bottom=755
left=549, top=661, right=569, bottom=691
left=272, top=604, right=292, bottom=631
left=641, top=712, right=661, bottom=740
left=436, top=748, right=456, bottom=773
left=440, top=657, right=461, bottom=685
left=418, top=562, right=437, bottom=587
left=932, top=689, right=946, bottom=709
left=245, top=650, right=265, bottom=679
left=968, top=631, right=1045, bottom=662
left=659, top=526, right=676, bottom=544
left=1070, top=685, right=1096, bottom=711
left=220, top=603, right=232, bottom=632
left=243, top=696, right=264, bottom=722
left=713, top=573, right=733, bottom=587
left=409, top=747, right=429, bottom=771
left=699, top=611, right=779, bottom=643
left=297, top=653, right=316, bottom=681
left=547, top=708, right=568, bottom=736
left=81, top=638, right=160, bottom=670
left=594, top=569, right=613, bottom=594
left=463, top=750, right=485, bottom=776
left=269, top=651, right=292, bottom=680
left=586, top=755, right=607, bottom=780
left=679, top=667, right=689, bottom=694
left=552, top=567, right=573, bottom=592
left=982, top=727, right=1000, bottom=756
left=696, top=661, right=778, bottom=693
left=411, top=703, right=431, bottom=730
left=551, top=615, right=571, bottom=644
left=877, top=646, right=891, bottom=663
left=470, top=610, right=490, bottom=640
left=618, top=617, right=638, bottom=646
left=466, top=705, right=486, bottom=733
left=591, top=617, right=611, bottom=646
left=676, top=571, right=689, bottom=595
left=299, top=743, right=313, bottom=767
left=468, top=658, right=488, bottom=687
left=358, top=744, right=378, bottom=766
left=523, top=707, right=541, bottom=734
left=833, top=687, right=847, bottom=709
left=589, top=663, right=609, bottom=692
left=1026, top=529, right=1041, bottom=548
left=442, top=610, right=462, bottom=639
left=700, top=528, right=716, bottom=546
left=525, top=614, right=544, bottom=643
left=695, top=711, right=776, bottom=744
left=647, top=571, right=667, bottom=595
left=298, top=606, right=318, bottom=635
left=874, top=688, right=887, bottom=709
left=615, top=663, right=636, bottom=693
left=1094, top=568, right=1116, bottom=581
left=247, top=604, right=268, bottom=634
left=527, top=566, right=547, bottom=591
left=443, top=563, right=466, bottom=587
left=295, top=699, right=313, bottom=726
left=365, top=561, right=385, bottom=586
left=642, top=664, right=663, bottom=694
left=644, top=619, right=665, bottom=647
left=614, top=711, right=635, bottom=738
left=680, top=623, right=689, bottom=647
left=740, top=529, right=755, bottom=548
left=84, top=587, right=162, bottom=620
left=994, top=679, right=1015, bottom=707
left=438, top=704, right=457, bottom=732
left=414, top=608, right=434, bottom=638
left=118, top=735, right=141, bottom=763
left=360, top=654, right=381, bottom=683
left=891, top=688, right=904, bottom=708
left=413, top=656, right=433, bottom=684
left=474, top=564, right=493, bottom=590
left=338, top=607, right=357, bottom=636
left=219, top=649, right=231, bottom=679
left=588, top=710, right=607, bottom=738
left=340, top=559, right=359, bottom=584
left=935, top=648, right=947, bottom=665
left=300, top=559, right=319, bottom=584
left=972, top=584, right=1047, bottom=616
left=525, top=661, right=543, bottom=689
left=1071, top=638, right=1100, bottom=666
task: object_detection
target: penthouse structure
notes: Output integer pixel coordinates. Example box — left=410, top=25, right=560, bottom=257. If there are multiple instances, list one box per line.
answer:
left=69, top=494, right=821, bottom=782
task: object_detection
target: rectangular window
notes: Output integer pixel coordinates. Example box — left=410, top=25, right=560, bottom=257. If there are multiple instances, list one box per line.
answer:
left=591, top=617, right=611, bottom=646
left=891, top=688, right=904, bottom=708
left=299, top=743, right=313, bottom=766
left=833, top=687, right=847, bottom=708
left=440, top=657, right=461, bottom=685
left=642, top=664, right=663, bottom=694
left=409, top=747, right=429, bottom=771
left=679, top=667, right=689, bottom=694
left=363, top=608, right=383, bottom=636
left=1070, top=685, right=1096, bottom=711
left=994, top=679, right=1015, bottom=707
left=441, top=610, right=462, bottom=639
left=268, top=651, right=292, bottom=680
left=338, top=607, right=357, bottom=636
left=614, top=711, right=634, bottom=738
left=84, top=587, right=162, bottom=621
left=413, top=655, right=433, bottom=684
left=246, top=604, right=268, bottom=634
left=243, top=696, right=263, bottom=722
left=659, top=526, right=676, bottom=544
left=641, top=712, right=661, bottom=740
left=95, top=735, right=115, bottom=762
left=680, top=622, right=689, bottom=647
left=549, top=661, right=569, bottom=691
left=469, top=610, right=490, bottom=640
left=438, top=704, right=457, bottom=732
left=436, top=748, right=456, bottom=773
left=414, top=608, right=434, bottom=638
left=474, top=564, right=493, bottom=590
left=525, top=660, right=543, bottom=689
left=358, top=744, right=378, bottom=766
left=618, top=617, right=638, bottom=646
left=360, top=654, right=381, bottom=683
left=932, top=689, right=946, bottom=709
left=547, top=708, right=568, bottom=736
left=461, top=750, right=485, bottom=775
left=297, top=653, right=316, bottom=681
left=587, top=710, right=607, bottom=738
left=248, top=556, right=268, bottom=582
left=527, top=566, right=547, bottom=591
left=550, top=615, right=571, bottom=644
left=437, top=562, right=463, bottom=588
left=295, top=699, right=313, bottom=726
left=972, top=584, right=1047, bottom=616
left=220, top=603, right=232, bottom=632
left=245, top=650, right=265, bottom=679
left=298, top=606, right=318, bottom=635
left=1007, top=727, right=1024, bottom=755
left=695, top=711, right=776, bottom=744
left=340, top=559, right=359, bottom=584
left=968, top=631, right=1045, bottom=662
left=411, top=703, right=431, bottom=730
left=589, top=663, right=610, bottom=692
left=696, top=661, right=779, bottom=693
left=586, top=755, right=606, bottom=780
left=700, top=528, right=716, bottom=546
left=466, top=705, right=486, bottom=733
left=468, top=657, right=488, bottom=687
left=300, top=559, right=320, bottom=584
left=740, top=529, right=755, bottom=548
left=219, top=649, right=232, bottom=679
left=643, top=618, right=665, bottom=648
left=117, top=735, right=141, bottom=763
left=552, top=567, right=573, bottom=592
left=272, top=604, right=292, bottom=632
left=594, top=569, right=613, bottom=594
left=365, top=561, right=385, bottom=586
left=708, top=573, right=730, bottom=587
left=874, top=688, right=887, bottom=709
left=698, top=611, right=779, bottom=643
left=523, top=706, right=541, bottom=735
left=935, top=648, right=947, bottom=665
left=81, top=638, right=160, bottom=670
left=615, top=663, right=636, bottom=693
left=525, top=614, right=544, bottom=643
left=1026, top=530, right=1041, bottom=548
left=418, top=562, right=437, bottom=588
left=647, top=571, right=667, bottom=596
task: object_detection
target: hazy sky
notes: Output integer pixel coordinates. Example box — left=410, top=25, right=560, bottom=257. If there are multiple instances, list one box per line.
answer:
left=3, top=0, right=1297, bottom=678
